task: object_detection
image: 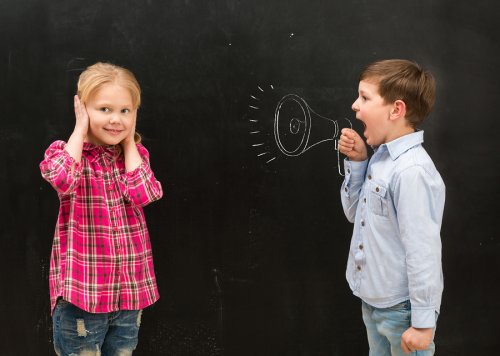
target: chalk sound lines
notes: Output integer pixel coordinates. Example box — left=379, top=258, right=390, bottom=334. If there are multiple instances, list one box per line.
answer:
left=248, top=84, right=278, bottom=164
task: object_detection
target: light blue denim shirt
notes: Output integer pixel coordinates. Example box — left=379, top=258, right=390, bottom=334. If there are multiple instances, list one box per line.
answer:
left=341, top=131, right=445, bottom=328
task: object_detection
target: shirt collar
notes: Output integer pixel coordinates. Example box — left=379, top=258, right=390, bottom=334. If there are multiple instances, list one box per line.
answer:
left=376, top=130, right=424, bottom=160
left=83, top=142, right=120, bottom=162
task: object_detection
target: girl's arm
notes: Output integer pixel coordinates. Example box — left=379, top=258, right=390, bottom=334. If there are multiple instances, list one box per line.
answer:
left=64, top=95, right=88, bottom=163
left=40, top=96, right=88, bottom=194
left=119, top=144, right=163, bottom=207
left=121, top=119, right=142, bottom=172
left=40, top=141, right=82, bottom=194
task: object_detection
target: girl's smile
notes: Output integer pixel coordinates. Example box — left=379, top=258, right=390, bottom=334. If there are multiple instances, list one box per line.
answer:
left=85, top=83, right=136, bottom=146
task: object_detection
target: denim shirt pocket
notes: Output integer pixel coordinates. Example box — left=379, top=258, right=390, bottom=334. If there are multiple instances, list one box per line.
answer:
left=368, top=181, right=389, bottom=217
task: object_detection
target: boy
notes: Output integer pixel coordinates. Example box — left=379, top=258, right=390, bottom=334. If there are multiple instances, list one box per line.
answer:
left=338, top=59, right=445, bottom=355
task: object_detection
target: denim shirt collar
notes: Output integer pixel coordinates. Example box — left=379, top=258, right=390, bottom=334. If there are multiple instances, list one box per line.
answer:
left=374, top=130, right=424, bottom=161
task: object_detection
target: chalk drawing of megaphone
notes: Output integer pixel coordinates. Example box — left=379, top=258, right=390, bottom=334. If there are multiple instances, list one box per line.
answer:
left=274, top=94, right=350, bottom=157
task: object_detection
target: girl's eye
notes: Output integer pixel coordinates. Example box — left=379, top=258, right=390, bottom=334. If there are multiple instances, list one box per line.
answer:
left=100, top=107, right=110, bottom=112
left=121, top=109, right=130, bottom=114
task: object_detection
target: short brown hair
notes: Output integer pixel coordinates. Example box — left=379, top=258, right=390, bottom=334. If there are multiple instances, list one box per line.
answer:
left=360, top=59, right=436, bottom=127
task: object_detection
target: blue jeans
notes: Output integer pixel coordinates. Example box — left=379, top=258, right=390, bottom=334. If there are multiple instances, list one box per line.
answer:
left=52, top=299, right=142, bottom=356
left=362, top=300, right=436, bottom=356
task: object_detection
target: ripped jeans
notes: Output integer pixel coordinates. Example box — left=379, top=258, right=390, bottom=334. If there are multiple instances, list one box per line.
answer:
left=52, top=299, right=142, bottom=356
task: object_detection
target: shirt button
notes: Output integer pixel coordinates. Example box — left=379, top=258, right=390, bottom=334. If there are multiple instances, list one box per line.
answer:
left=363, top=197, right=366, bottom=203
left=361, top=220, right=365, bottom=227
left=368, top=174, right=372, bottom=180
left=114, top=226, right=119, bottom=232
left=344, top=187, right=348, bottom=192
left=359, top=244, right=364, bottom=250
left=347, top=169, right=351, bottom=174
left=357, top=265, right=362, bottom=271
left=375, top=187, right=380, bottom=192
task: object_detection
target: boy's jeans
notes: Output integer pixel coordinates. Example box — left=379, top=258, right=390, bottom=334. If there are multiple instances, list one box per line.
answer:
left=362, top=300, right=436, bottom=356
left=52, top=299, right=142, bottom=356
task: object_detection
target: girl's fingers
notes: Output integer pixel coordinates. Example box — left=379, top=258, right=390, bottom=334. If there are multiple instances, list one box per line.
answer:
left=74, top=96, right=82, bottom=119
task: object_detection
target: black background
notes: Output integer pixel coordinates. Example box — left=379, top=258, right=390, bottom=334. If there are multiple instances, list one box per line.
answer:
left=1, top=0, right=499, bottom=355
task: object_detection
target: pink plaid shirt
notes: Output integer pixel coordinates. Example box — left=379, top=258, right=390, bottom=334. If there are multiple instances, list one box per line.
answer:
left=40, top=140, right=163, bottom=314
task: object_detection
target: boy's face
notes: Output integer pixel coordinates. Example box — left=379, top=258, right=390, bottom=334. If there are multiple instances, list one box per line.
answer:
left=351, top=80, right=394, bottom=146
left=85, top=83, right=137, bottom=146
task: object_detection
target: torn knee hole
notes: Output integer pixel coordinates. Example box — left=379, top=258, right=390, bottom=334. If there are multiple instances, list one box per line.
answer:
left=76, top=318, right=87, bottom=337
left=136, top=310, right=143, bottom=328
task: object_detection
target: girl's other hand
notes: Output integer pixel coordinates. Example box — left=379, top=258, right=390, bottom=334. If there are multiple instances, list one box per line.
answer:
left=121, top=116, right=137, bottom=148
left=73, top=95, right=89, bottom=138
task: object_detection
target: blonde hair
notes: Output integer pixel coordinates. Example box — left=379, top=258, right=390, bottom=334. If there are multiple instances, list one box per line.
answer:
left=360, top=59, right=436, bottom=128
left=77, top=62, right=142, bottom=144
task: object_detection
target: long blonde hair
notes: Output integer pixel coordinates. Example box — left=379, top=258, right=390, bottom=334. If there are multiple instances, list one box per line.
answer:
left=77, top=62, right=142, bottom=144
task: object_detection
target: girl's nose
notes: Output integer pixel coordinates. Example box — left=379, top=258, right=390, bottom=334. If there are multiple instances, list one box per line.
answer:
left=109, top=114, right=120, bottom=124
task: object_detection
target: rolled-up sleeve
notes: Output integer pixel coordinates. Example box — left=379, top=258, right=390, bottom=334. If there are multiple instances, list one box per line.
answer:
left=40, top=140, right=82, bottom=195
left=119, top=144, right=163, bottom=207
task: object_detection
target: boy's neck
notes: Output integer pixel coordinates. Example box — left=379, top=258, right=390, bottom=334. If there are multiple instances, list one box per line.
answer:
left=384, top=123, right=416, bottom=144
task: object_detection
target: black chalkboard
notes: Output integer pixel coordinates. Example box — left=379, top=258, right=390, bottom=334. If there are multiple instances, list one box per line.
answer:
left=1, top=0, right=499, bottom=355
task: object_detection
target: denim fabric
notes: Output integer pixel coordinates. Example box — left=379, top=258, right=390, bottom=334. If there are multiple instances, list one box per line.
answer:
left=362, top=300, right=436, bottom=356
left=52, top=299, right=142, bottom=356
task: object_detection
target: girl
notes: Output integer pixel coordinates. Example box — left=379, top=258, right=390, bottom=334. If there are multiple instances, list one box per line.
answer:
left=40, top=62, right=163, bottom=356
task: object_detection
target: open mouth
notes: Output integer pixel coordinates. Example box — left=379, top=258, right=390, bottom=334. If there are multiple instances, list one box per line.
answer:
left=361, top=122, right=368, bottom=139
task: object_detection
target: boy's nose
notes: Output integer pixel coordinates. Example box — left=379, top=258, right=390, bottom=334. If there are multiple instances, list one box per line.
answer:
left=351, top=100, right=359, bottom=112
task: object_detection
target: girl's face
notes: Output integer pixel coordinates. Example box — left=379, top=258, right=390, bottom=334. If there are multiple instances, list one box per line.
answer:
left=351, top=80, right=394, bottom=146
left=85, top=83, right=136, bottom=146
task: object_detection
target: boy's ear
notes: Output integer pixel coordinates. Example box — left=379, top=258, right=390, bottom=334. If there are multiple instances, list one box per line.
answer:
left=389, top=100, right=406, bottom=121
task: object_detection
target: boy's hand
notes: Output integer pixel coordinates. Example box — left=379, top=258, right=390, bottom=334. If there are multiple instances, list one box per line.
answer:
left=401, top=327, right=433, bottom=354
left=73, top=95, right=89, bottom=138
left=338, top=128, right=367, bottom=161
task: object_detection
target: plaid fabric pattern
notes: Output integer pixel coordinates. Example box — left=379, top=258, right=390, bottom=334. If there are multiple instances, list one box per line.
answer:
left=40, top=140, right=163, bottom=314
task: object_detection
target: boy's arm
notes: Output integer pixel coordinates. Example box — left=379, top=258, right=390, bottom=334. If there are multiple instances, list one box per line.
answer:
left=339, top=128, right=368, bottom=222
left=340, top=159, right=368, bottom=222
left=395, top=165, right=445, bottom=350
left=401, top=327, right=434, bottom=353
left=395, top=165, right=444, bottom=327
